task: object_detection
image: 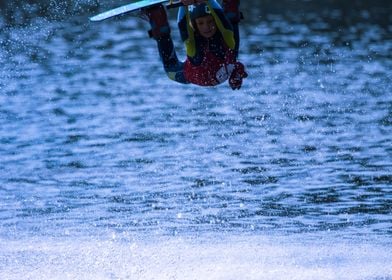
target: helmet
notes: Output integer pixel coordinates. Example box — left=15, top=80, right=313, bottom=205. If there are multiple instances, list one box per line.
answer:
left=189, top=3, right=212, bottom=21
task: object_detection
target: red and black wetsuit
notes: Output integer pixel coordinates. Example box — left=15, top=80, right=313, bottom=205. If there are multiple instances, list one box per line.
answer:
left=152, top=0, right=244, bottom=88
left=183, top=32, right=237, bottom=86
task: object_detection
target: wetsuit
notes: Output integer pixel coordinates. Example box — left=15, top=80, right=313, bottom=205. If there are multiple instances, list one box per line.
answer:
left=153, top=0, right=244, bottom=87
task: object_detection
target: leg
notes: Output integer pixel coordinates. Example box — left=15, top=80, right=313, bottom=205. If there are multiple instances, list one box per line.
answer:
left=222, top=0, right=242, bottom=58
left=145, top=5, right=188, bottom=84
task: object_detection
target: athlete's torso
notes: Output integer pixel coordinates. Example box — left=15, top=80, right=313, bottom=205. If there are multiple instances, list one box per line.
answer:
left=184, top=35, right=236, bottom=86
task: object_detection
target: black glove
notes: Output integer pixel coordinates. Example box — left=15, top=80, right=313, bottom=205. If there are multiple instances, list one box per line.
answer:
left=229, top=62, right=248, bottom=90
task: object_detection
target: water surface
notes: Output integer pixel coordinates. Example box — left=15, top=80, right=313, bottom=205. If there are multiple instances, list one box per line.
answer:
left=0, top=2, right=391, bottom=279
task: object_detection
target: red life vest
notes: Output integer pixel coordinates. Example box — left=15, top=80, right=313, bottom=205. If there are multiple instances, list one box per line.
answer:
left=183, top=46, right=236, bottom=87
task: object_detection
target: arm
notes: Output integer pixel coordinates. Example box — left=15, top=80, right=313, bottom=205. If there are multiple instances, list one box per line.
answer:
left=177, top=6, right=190, bottom=42
left=177, top=6, right=197, bottom=58
left=205, top=1, right=246, bottom=89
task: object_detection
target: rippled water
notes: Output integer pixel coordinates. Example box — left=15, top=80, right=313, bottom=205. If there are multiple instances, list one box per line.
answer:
left=1, top=3, right=392, bottom=279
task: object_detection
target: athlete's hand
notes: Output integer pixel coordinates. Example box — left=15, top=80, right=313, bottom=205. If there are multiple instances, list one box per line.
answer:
left=181, top=0, right=206, bottom=6
left=229, top=62, right=248, bottom=90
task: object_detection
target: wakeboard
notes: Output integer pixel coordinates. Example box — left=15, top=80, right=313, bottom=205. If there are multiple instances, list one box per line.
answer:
left=90, top=0, right=183, bottom=22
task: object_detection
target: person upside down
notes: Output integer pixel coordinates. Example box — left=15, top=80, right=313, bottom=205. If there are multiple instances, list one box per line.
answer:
left=143, top=0, right=248, bottom=90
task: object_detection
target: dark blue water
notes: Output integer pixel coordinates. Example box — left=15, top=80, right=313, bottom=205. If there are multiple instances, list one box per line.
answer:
left=0, top=2, right=391, bottom=279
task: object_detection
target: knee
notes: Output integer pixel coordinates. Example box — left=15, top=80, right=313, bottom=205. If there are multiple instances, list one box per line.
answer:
left=165, top=71, right=189, bottom=84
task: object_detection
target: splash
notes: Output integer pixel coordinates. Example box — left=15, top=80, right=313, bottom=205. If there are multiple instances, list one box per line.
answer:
left=0, top=234, right=391, bottom=280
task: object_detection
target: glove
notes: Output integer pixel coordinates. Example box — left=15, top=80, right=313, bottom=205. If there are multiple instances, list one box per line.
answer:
left=229, top=62, right=248, bottom=90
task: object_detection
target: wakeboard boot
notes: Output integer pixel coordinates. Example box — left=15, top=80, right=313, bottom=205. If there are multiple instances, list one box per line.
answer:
left=143, top=4, right=171, bottom=39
